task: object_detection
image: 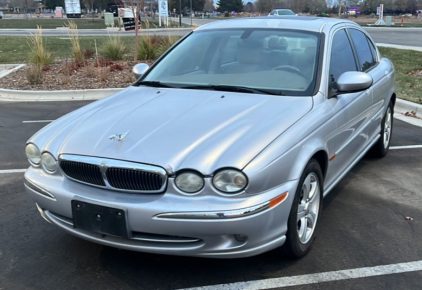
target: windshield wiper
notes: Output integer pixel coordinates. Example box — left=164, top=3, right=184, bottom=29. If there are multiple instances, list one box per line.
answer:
left=182, top=84, right=285, bottom=96
left=136, top=81, right=178, bottom=88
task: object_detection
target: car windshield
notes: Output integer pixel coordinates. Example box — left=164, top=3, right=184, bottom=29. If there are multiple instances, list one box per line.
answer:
left=139, top=29, right=321, bottom=96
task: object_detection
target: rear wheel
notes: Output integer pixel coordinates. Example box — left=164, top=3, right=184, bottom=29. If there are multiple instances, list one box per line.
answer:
left=282, top=159, right=323, bottom=258
left=370, top=101, right=394, bottom=158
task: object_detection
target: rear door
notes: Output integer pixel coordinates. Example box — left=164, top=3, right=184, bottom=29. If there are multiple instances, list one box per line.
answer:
left=347, top=28, right=394, bottom=141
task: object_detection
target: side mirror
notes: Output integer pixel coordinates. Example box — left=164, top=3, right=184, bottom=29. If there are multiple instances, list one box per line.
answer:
left=336, top=71, right=373, bottom=94
left=132, top=63, right=150, bottom=79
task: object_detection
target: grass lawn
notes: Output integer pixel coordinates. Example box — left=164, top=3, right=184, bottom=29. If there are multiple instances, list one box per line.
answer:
left=0, top=36, right=138, bottom=63
left=379, top=47, right=422, bottom=104
left=0, top=18, right=119, bottom=29
left=0, top=18, right=178, bottom=29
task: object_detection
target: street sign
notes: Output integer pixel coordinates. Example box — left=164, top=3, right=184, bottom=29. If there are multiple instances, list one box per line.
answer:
left=64, top=0, right=81, bottom=14
left=159, top=0, right=168, bottom=17
left=158, top=0, right=168, bottom=26
left=375, top=4, right=385, bottom=25
left=376, top=7, right=380, bottom=15
left=55, top=7, right=63, bottom=18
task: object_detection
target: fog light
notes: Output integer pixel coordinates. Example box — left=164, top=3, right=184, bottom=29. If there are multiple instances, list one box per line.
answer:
left=234, top=234, right=248, bottom=243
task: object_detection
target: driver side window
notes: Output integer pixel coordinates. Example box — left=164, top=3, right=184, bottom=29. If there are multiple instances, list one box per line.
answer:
left=329, top=29, right=357, bottom=85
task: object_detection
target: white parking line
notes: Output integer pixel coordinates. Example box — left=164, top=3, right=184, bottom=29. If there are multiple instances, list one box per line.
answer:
left=22, top=120, right=54, bottom=123
left=390, top=145, right=422, bottom=150
left=0, top=169, right=26, bottom=174
left=179, top=260, right=422, bottom=290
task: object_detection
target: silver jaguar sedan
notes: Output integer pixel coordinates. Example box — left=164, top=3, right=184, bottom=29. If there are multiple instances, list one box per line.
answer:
left=24, top=17, right=395, bottom=258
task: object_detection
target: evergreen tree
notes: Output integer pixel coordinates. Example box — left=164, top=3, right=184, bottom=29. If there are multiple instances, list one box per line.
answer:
left=217, top=0, right=243, bottom=12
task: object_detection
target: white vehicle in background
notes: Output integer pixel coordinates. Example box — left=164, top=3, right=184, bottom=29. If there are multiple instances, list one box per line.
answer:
left=64, top=0, right=81, bottom=18
left=268, top=9, right=297, bottom=16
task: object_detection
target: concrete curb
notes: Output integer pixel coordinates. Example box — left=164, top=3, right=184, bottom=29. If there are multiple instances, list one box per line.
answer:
left=394, top=99, right=422, bottom=127
left=395, top=98, right=422, bottom=116
left=376, top=43, right=422, bottom=52
left=0, top=87, right=123, bottom=101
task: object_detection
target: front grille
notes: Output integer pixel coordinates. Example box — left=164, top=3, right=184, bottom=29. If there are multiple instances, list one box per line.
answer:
left=59, top=155, right=167, bottom=193
left=60, top=161, right=105, bottom=186
left=106, top=168, right=164, bottom=191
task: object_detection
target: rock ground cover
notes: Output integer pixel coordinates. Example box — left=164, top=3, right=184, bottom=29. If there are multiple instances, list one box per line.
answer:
left=0, top=59, right=150, bottom=90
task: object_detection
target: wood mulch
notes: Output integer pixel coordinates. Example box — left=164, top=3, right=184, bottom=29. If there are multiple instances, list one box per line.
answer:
left=0, top=59, right=154, bottom=91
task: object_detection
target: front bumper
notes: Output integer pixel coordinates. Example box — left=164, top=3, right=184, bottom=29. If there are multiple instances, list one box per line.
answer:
left=25, top=167, right=298, bottom=258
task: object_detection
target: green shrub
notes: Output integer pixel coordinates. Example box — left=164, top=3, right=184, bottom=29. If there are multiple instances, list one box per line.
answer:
left=27, top=26, right=53, bottom=67
left=101, top=34, right=127, bottom=61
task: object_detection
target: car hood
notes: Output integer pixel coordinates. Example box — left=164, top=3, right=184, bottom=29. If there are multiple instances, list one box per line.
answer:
left=33, top=86, right=313, bottom=175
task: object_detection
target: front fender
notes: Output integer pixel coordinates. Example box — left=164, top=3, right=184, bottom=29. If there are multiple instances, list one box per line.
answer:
left=244, top=95, right=336, bottom=194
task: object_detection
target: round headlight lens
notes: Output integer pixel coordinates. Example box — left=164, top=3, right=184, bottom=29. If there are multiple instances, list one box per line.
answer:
left=213, top=169, right=248, bottom=193
left=175, top=172, right=204, bottom=193
left=25, top=143, right=41, bottom=165
left=41, top=152, right=57, bottom=173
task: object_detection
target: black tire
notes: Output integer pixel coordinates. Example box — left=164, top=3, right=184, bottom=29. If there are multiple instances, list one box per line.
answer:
left=370, top=101, right=394, bottom=158
left=282, top=159, right=323, bottom=258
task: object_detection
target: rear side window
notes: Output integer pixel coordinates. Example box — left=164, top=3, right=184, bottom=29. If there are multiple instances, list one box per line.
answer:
left=348, top=29, right=376, bottom=71
left=329, top=29, right=357, bottom=84
left=367, top=37, right=378, bottom=62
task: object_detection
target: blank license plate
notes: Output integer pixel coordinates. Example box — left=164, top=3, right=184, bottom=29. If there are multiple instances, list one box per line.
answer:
left=71, top=200, right=129, bottom=239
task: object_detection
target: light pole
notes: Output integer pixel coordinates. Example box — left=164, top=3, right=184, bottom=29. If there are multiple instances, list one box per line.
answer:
left=179, top=0, right=181, bottom=27
left=25, top=0, right=28, bottom=19
left=338, top=0, right=342, bottom=17
left=190, top=0, right=192, bottom=26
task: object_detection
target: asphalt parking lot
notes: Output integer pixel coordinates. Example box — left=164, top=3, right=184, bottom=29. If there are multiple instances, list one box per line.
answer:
left=1, top=100, right=422, bottom=290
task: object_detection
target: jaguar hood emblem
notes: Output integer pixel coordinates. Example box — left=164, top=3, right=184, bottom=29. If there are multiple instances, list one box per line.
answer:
left=109, top=131, right=130, bottom=141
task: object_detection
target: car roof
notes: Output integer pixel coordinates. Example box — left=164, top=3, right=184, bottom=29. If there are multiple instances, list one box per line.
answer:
left=196, top=17, right=358, bottom=33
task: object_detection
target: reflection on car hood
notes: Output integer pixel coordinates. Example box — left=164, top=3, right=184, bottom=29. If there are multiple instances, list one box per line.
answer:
left=32, top=86, right=313, bottom=174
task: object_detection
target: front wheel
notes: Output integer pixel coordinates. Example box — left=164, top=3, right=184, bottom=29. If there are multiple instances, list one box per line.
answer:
left=282, top=159, right=323, bottom=258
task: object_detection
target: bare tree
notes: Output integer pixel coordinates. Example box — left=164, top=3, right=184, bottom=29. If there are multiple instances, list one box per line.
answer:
left=83, top=0, right=96, bottom=21
left=255, top=0, right=272, bottom=13
left=204, top=0, right=215, bottom=12
left=126, top=0, right=142, bottom=61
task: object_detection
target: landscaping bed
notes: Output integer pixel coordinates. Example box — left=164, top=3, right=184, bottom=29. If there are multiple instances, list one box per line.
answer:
left=0, top=26, right=178, bottom=91
left=0, top=59, right=148, bottom=90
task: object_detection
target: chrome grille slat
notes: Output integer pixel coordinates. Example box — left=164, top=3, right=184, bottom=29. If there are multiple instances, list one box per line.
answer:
left=106, top=168, right=164, bottom=192
left=61, top=161, right=105, bottom=187
left=59, top=155, right=167, bottom=193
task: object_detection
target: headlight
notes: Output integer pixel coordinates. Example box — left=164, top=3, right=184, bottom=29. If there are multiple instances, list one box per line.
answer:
left=25, top=143, right=41, bottom=165
left=213, top=169, right=248, bottom=193
left=41, top=152, right=57, bottom=173
left=175, top=172, right=204, bottom=193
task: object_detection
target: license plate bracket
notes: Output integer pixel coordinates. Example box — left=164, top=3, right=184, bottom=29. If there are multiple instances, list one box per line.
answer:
left=71, top=200, right=130, bottom=239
